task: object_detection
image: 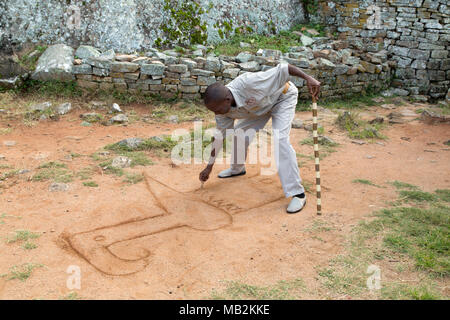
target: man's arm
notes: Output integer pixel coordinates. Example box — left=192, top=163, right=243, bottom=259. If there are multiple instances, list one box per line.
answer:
left=287, top=64, right=321, bottom=100
left=199, top=117, right=233, bottom=182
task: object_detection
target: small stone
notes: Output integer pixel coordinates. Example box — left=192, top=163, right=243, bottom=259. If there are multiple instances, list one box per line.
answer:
left=301, top=34, right=315, bottom=46
left=75, top=45, right=101, bottom=60
left=369, top=117, right=384, bottom=124
left=239, top=61, right=261, bottom=72
left=109, top=114, right=128, bottom=124
left=168, top=115, right=179, bottom=123
left=49, top=182, right=69, bottom=192
left=115, top=54, right=138, bottom=62
left=56, top=102, right=72, bottom=115
left=205, top=57, right=221, bottom=72
left=235, top=52, right=253, bottom=63
left=351, top=140, right=366, bottom=145
left=240, top=42, right=251, bottom=48
left=141, top=63, right=165, bottom=76
left=291, top=119, right=303, bottom=129
left=81, top=121, right=91, bottom=126
left=118, top=138, right=144, bottom=150
left=365, top=155, right=375, bottom=159
left=111, top=103, right=122, bottom=113
left=400, top=109, right=417, bottom=117
left=111, top=61, right=139, bottom=73
left=317, top=58, right=335, bottom=69
left=30, top=102, right=52, bottom=112
left=168, top=64, right=188, bottom=73
left=111, top=156, right=131, bottom=168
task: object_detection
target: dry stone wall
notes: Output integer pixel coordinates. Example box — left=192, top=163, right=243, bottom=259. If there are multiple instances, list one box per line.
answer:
left=315, top=0, right=449, bottom=99
left=70, top=41, right=392, bottom=101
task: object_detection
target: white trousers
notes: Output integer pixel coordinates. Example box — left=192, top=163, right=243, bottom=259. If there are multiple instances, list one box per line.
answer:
left=229, top=82, right=304, bottom=198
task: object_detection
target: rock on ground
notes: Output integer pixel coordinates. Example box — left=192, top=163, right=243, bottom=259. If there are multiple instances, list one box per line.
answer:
left=32, top=44, right=74, bottom=81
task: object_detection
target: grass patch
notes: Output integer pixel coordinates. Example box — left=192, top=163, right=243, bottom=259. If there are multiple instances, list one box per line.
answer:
left=0, top=127, right=12, bottom=135
left=214, top=23, right=326, bottom=56
left=123, top=172, right=144, bottom=184
left=381, top=283, right=442, bottom=300
left=388, top=180, right=419, bottom=190
left=1, top=263, right=44, bottom=282
left=317, top=185, right=449, bottom=299
left=32, top=162, right=73, bottom=183
left=210, top=279, right=305, bottom=300
left=0, top=169, right=20, bottom=181
left=299, top=136, right=339, bottom=159
left=399, top=190, right=437, bottom=203
left=6, top=230, right=41, bottom=244
left=18, top=45, right=47, bottom=71
left=335, top=111, right=385, bottom=140
left=77, top=166, right=95, bottom=180
left=150, top=101, right=210, bottom=123
left=352, top=179, right=382, bottom=188
left=22, top=241, right=38, bottom=250
left=83, top=181, right=98, bottom=187
left=19, top=79, right=83, bottom=99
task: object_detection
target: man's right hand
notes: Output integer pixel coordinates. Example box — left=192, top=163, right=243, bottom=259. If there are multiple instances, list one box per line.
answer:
left=199, top=165, right=212, bottom=182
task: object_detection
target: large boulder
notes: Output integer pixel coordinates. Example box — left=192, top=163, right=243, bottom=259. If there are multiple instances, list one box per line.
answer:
left=32, top=44, right=74, bottom=81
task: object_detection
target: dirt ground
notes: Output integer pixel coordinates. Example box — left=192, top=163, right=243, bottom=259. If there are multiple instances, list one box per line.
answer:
left=0, top=99, right=449, bottom=299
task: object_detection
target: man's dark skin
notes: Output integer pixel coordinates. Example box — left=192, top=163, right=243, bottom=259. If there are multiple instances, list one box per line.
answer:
left=199, top=64, right=321, bottom=183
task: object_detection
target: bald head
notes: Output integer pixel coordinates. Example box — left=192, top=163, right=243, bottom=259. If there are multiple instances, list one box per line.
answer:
left=203, top=82, right=233, bottom=115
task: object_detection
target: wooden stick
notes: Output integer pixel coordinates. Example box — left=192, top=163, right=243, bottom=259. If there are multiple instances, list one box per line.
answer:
left=311, top=97, right=322, bottom=215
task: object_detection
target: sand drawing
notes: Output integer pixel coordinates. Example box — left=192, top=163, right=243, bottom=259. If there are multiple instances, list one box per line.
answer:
left=64, top=173, right=284, bottom=276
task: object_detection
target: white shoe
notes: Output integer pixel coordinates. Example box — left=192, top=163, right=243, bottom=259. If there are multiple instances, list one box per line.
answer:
left=287, top=196, right=306, bottom=214
left=218, top=167, right=246, bottom=178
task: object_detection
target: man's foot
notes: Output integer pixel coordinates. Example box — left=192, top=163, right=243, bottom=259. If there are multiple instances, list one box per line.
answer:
left=286, top=195, right=306, bottom=214
left=218, top=167, right=246, bottom=178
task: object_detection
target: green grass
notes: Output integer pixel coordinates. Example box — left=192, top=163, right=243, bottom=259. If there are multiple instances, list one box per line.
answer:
left=149, top=101, right=210, bottom=123
left=32, top=162, right=73, bottom=183
left=299, top=136, right=339, bottom=159
left=214, top=23, right=326, bottom=56
left=381, top=283, right=443, bottom=300
left=6, top=230, right=41, bottom=244
left=335, top=111, right=385, bottom=140
left=398, top=190, right=437, bottom=203
left=388, top=180, right=419, bottom=190
left=0, top=169, right=20, bottom=181
left=18, top=45, right=47, bottom=71
left=77, top=166, right=95, bottom=180
left=316, top=183, right=449, bottom=299
left=123, top=172, right=144, bottom=184
left=1, top=263, right=44, bottom=282
left=19, top=79, right=82, bottom=98
left=22, top=241, right=38, bottom=250
left=83, top=181, right=98, bottom=187
left=352, top=179, right=382, bottom=188
left=210, top=279, right=305, bottom=300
